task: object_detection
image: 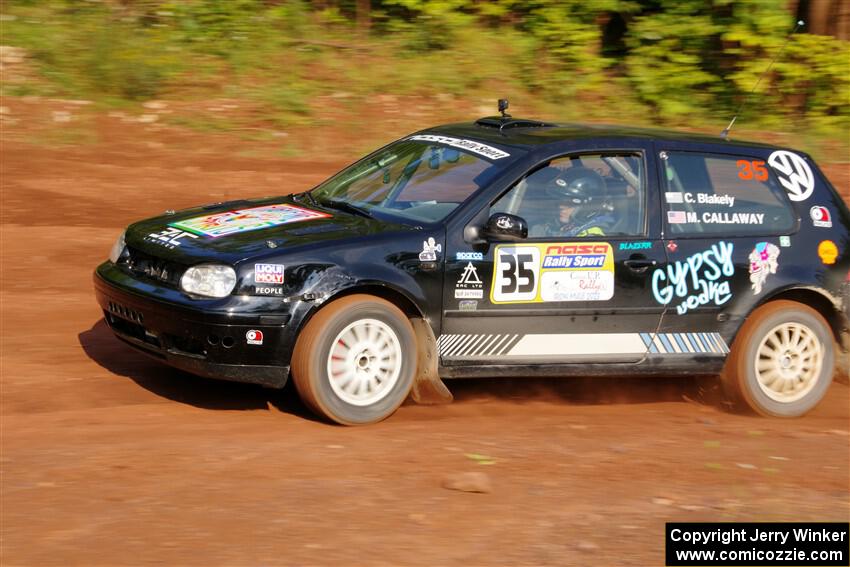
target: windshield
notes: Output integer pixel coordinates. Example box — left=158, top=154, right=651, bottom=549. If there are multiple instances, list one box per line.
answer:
left=311, top=137, right=518, bottom=224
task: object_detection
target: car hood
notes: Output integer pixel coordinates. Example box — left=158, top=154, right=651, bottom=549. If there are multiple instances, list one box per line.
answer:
left=124, top=195, right=414, bottom=265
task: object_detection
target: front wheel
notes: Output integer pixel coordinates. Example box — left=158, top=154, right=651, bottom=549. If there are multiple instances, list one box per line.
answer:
left=291, top=294, right=416, bottom=425
left=721, top=300, right=835, bottom=417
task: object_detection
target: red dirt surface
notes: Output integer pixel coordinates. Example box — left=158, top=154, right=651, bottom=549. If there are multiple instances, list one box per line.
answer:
left=1, top=100, right=848, bottom=566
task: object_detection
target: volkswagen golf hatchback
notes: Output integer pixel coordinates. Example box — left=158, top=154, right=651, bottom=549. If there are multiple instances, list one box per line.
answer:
left=95, top=112, right=850, bottom=424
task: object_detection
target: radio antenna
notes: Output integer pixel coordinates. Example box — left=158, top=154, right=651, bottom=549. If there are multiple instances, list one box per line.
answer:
left=720, top=19, right=804, bottom=140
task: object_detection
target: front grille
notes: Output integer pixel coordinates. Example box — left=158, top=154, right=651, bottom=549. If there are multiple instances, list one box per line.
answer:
left=104, top=310, right=161, bottom=349
left=122, top=246, right=184, bottom=287
left=163, top=333, right=206, bottom=357
left=107, top=300, right=144, bottom=324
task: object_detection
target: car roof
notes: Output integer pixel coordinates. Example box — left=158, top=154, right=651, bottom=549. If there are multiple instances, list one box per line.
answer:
left=424, top=118, right=783, bottom=152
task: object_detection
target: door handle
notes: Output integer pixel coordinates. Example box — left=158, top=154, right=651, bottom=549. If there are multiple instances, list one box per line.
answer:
left=623, top=258, right=658, bottom=273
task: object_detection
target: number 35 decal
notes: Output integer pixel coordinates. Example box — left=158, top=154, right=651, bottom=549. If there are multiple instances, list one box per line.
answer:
left=492, top=246, right=540, bottom=303
left=737, top=160, right=768, bottom=181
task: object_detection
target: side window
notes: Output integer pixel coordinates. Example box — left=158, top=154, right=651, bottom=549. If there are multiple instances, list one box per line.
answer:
left=661, top=151, right=795, bottom=236
left=491, top=152, right=645, bottom=238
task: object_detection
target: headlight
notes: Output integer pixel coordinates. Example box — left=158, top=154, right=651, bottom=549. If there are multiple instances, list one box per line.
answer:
left=109, top=231, right=126, bottom=263
left=180, top=264, right=237, bottom=298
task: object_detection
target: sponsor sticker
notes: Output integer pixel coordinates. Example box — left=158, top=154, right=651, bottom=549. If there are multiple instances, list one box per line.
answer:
left=748, top=242, right=780, bottom=295
left=491, top=242, right=615, bottom=304
left=810, top=206, right=832, bottom=228
left=651, top=242, right=735, bottom=315
left=456, top=251, right=484, bottom=261
left=170, top=204, right=330, bottom=238
left=455, top=262, right=484, bottom=299
left=818, top=240, right=838, bottom=265
left=246, top=329, right=264, bottom=345
left=666, top=241, right=678, bottom=253
left=779, top=235, right=791, bottom=247
left=407, top=134, right=510, bottom=160
left=458, top=300, right=478, bottom=312
left=419, top=237, right=441, bottom=262
left=254, top=263, right=284, bottom=284
left=496, top=216, right=514, bottom=230
left=619, top=242, right=652, bottom=251
left=145, top=227, right=199, bottom=249
left=767, top=150, right=815, bottom=202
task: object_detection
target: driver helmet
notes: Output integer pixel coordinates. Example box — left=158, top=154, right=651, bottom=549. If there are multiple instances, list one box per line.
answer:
left=547, top=167, right=606, bottom=206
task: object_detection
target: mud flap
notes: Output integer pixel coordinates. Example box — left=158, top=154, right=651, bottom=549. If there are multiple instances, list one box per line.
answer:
left=836, top=330, right=849, bottom=385
left=409, top=318, right=453, bottom=404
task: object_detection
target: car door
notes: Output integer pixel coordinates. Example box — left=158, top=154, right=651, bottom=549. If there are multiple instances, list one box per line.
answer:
left=652, top=146, right=799, bottom=358
left=439, top=147, right=668, bottom=367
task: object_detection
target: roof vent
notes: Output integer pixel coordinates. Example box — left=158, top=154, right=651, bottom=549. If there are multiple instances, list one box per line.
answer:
left=475, top=117, right=556, bottom=131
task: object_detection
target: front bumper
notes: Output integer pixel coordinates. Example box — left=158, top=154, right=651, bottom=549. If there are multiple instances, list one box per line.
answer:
left=94, top=264, right=296, bottom=388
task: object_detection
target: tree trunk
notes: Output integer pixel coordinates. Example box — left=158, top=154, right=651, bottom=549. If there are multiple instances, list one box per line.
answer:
left=357, top=0, right=370, bottom=35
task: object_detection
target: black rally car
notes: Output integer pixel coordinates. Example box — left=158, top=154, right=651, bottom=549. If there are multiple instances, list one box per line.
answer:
left=94, top=111, right=850, bottom=424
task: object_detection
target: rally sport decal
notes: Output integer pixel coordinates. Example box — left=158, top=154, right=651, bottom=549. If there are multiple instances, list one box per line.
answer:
left=491, top=242, right=614, bottom=304
left=170, top=204, right=330, bottom=238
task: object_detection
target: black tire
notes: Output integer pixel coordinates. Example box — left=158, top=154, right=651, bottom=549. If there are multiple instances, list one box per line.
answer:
left=721, top=300, right=835, bottom=417
left=291, top=294, right=416, bottom=425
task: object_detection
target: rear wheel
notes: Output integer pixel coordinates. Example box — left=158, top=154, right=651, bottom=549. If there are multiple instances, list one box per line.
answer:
left=721, top=300, right=834, bottom=417
left=291, top=294, right=416, bottom=425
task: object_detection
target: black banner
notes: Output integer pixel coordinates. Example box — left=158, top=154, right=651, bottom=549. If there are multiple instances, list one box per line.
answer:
left=666, top=522, right=849, bottom=566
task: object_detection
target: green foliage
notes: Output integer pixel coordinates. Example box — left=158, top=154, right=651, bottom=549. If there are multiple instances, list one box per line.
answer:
left=625, top=3, right=722, bottom=120
left=1, top=0, right=847, bottom=151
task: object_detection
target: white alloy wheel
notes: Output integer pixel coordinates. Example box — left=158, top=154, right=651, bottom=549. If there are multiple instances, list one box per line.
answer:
left=291, top=294, right=417, bottom=425
left=754, top=322, right=824, bottom=403
left=327, top=318, right=403, bottom=406
left=721, top=300, right=835, bottom=418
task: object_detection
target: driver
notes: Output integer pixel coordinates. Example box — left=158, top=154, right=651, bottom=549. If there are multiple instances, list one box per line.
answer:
left=531, top=167, right=615, bottom=237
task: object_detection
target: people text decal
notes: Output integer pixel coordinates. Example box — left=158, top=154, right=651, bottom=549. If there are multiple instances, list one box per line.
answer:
left=170, top=204, right=330, bottom=238
left=652, top=242, right=734, bottom=315
left=419, top=237, right=441, bottom=262
left=491, top=242, right=614, bottom=304
left=748, top=242, right=780, bottom=295
left=767, top=150, right=814, bottom=202
left=145, top=227, right=199, bottom=249
left=407, top=134, right=510, bottom=160
left=455, top=262, right=484, bottom=299
left=255, top=287, right=284, bottom=296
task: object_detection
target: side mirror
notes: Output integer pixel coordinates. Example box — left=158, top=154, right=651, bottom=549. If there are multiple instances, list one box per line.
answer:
left=483, top=213, right=527, bottom=242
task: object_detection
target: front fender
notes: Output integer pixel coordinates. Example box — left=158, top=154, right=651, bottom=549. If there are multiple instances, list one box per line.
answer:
left=280, top=261, right=442, bottom=364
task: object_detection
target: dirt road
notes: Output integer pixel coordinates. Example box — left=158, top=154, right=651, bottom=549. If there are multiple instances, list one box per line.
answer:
left=1, top=105, right=848, bottom=566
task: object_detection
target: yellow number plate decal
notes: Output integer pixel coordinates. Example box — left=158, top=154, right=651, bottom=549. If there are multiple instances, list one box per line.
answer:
left=491, top=242, right=615, bottom=304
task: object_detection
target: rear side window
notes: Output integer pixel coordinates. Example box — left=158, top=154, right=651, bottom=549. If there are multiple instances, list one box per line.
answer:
left=661, top=151, right=795, bottom=236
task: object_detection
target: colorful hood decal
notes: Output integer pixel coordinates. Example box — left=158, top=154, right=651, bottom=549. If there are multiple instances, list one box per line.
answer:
left=169, top=204, right=330, bottom=238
